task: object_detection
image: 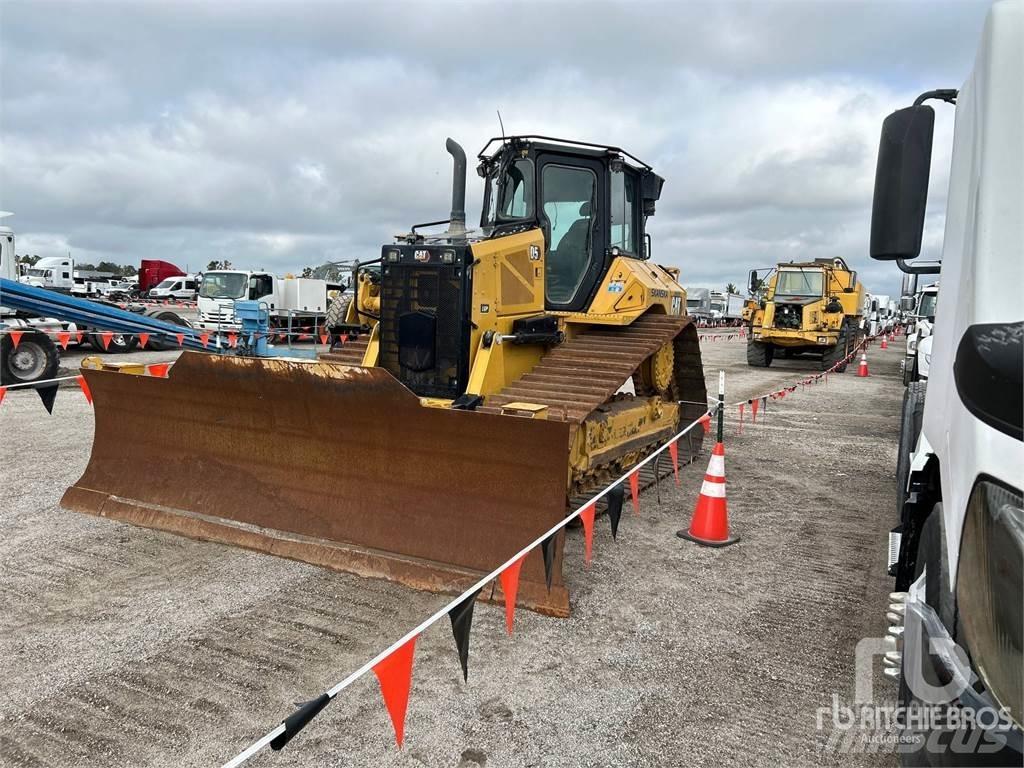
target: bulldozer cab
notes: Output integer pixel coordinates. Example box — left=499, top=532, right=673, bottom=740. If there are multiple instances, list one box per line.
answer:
left=478, top=137, right=664, bottom=313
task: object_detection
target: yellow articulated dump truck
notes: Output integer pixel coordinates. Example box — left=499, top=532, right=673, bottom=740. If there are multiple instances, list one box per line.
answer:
left=745, top=257, right=864, bottom=371
left=64, top=136, right=707, bottom=616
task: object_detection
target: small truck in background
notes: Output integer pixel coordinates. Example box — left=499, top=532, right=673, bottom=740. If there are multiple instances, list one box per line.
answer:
left=870, top=2, right=1022, bottom=763
left=195, top=270, right=332, bottom=333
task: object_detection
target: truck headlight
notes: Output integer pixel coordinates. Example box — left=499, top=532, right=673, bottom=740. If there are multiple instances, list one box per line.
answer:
left=908, top=336, right=918, bottom=353
left=387, top=249, right=400, bottom=263
left=957, top=479, right=1023, bottom=727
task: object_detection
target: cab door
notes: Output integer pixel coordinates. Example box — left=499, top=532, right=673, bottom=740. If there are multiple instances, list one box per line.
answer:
left=536, top=153, right=608, bottom=312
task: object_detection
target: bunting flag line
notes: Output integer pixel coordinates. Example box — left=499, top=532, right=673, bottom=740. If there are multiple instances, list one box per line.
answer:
left=628, top=469, right=640, bottom=515
left=219, top=408, right=713, bottom=768
left=36, top=383, right=59, bottom=414
left=539, top=534, right=558, bottom=591
left=668, top=439, right=680, bottom=485
left=447, top=589, right=482, bottom=682
left=499, top=556, right=525, bottom=635
left=372, top=635, right=418, bottom=748
left=579, top=502, right=596, bottom=564
left=76, top=375, right=93, bottom=405
left=605, top=483, right=624, bottom=540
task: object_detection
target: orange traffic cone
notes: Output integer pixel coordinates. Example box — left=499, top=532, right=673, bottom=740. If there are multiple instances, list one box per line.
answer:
left=857, top=352, right=870, bottom=377
left=677, top=442, right=739, bottom=547
left=880, top=335, right=888, bottom=349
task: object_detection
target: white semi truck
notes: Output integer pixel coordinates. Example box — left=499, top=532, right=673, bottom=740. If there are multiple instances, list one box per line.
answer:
left=870, top=3, right=1021, bottom=764
left=19, top=256, right=75, bottom=291
left=195, top=270, right=331, bottom=333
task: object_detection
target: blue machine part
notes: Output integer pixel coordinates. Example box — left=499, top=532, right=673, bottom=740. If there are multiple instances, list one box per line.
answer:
left=0, top=278, right=316, bottom=359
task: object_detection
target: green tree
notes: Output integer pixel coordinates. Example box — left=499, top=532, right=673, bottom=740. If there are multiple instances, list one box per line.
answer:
left=206, top=260, right=233, bottom=270
left=726, top=282, right=738, bottom=294
left=301, top=266, right=313, bottom=278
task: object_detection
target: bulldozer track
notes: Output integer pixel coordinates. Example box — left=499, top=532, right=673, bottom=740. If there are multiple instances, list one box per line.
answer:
left=479, top=312, right=707, bottom=497
left=479, top=313, right=696, bottom=422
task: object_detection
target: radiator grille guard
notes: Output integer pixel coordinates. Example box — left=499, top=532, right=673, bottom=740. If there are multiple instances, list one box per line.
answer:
left=379, top=244, right=473, bottom=399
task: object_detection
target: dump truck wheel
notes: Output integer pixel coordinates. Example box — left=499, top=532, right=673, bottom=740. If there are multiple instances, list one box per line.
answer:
left=821, top=322, right=850, bottom=371
left=1, top=331, right=60, bottom=385
left=746, top=339, right=773, bottom=367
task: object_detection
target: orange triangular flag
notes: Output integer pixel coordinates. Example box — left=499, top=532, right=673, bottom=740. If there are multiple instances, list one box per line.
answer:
left=138, top=332, right=149, bottom=349
left=175, top=332, right=185, bottom=347
left=227, top=332, right=237, bottom=348
left=699, top=413, right=712, bottom=434
left=0, top=386, right=6, bottom=406
left=629, top=469, right=640, bottom=514
left=499, top=555, right=525, bottom=634
left=199, top=332, right=210, bottom=348
left=75, top=330, right=84, bottom=343
left=580, top=502, right=596, bottom=564
left=148, top=363, right=170, bottom=378
left=99, top=331, right=113, bottom=350
left=319, top=332, right=329, bottom=345
left=668, top=439, right=680, bottom=485
left=737, top=403, right=745, bottom=435
left=750, top=398, right=759, bottom=422
left=76, top=375, right=92, bottom=405
left=372, top=635, right=417, bottom=748
left=9, top=330, right=24, bottom=349
left=57, top=331, right=71, bottom=350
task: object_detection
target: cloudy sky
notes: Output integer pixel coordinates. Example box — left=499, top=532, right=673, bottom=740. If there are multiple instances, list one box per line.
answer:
left=1, top=0, right=990, bottom=295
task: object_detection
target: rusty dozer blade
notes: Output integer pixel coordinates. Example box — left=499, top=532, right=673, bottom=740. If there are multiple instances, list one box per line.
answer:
left=62, top=353, right=573, bottom=615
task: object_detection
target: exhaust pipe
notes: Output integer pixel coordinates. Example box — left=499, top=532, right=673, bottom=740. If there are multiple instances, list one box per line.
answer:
left=446, top=138, right=467, bottom=237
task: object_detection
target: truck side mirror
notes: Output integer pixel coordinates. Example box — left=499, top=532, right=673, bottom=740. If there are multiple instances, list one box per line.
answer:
left=900, top=296, right=916, bottom=312
left=748, top=270, right=759, bottom=294
left=900, top=271, right=918, bottom=297
left=870, top=105, right=935, bottom=261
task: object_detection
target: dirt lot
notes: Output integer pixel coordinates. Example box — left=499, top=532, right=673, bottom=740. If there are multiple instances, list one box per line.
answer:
left=0, top=333, right=903, bottom=768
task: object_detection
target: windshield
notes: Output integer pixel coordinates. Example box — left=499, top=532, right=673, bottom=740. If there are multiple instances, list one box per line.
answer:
left=918, top=292, right=938, bottom=318
left=154, top=278, right=177, bottom=290
left=200, top=272, right=247, bottom=299
left=775, top=269, right=824, bottom=297
left=686, top=299, right=702, bottom=308
left=27, top=267, right=45, bottom=277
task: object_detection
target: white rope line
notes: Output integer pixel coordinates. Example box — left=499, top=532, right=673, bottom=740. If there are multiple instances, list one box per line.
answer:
left=219, top=408, right=711, bottom=768
left=0, top=362, right=179, bottom=391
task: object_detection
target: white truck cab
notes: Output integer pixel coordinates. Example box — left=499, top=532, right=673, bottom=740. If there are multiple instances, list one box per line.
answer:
left=196, top=270, right=328, bottom=332
left=870, top=3, right=1022, bottom=763
left=19, top=256, right=75, bottom=291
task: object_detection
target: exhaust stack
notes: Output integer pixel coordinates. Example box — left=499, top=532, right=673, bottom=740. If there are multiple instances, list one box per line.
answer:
left=446, top=138, right=467, bottom=237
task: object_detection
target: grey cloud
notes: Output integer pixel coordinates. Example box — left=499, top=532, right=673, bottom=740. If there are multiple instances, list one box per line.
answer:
left=0, top=0, right=989, bottom=295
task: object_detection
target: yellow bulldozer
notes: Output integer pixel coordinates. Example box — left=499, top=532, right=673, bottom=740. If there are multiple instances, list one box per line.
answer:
left=745, top=257, right=864, bottom=371
left=63, top=136, right=707, bottom=616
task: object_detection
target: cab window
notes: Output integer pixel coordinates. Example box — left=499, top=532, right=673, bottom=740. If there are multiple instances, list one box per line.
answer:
left=249, top=275, right=274, bottom=300
left=500, top=159, right=534, bottom=219
left=610, top=168, right=638, bottom=254
left=542, top=164, right=597, bottom=304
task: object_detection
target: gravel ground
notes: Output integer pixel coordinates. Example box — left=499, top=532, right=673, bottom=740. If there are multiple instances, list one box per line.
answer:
left=0, top=332, right=902, bottom=768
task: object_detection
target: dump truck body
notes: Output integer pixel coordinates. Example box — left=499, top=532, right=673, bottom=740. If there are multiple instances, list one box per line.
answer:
left=64, top=136, right=706, bottom=615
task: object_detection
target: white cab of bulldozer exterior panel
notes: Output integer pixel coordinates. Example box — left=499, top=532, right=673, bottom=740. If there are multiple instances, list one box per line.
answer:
left=918, top=0, right=1023, bottom=584
left=279, top=278, right=328, bottom=313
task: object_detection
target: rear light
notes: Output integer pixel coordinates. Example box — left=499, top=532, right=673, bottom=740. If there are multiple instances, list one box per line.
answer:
left=957, top=478, right=1023, bottom=728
